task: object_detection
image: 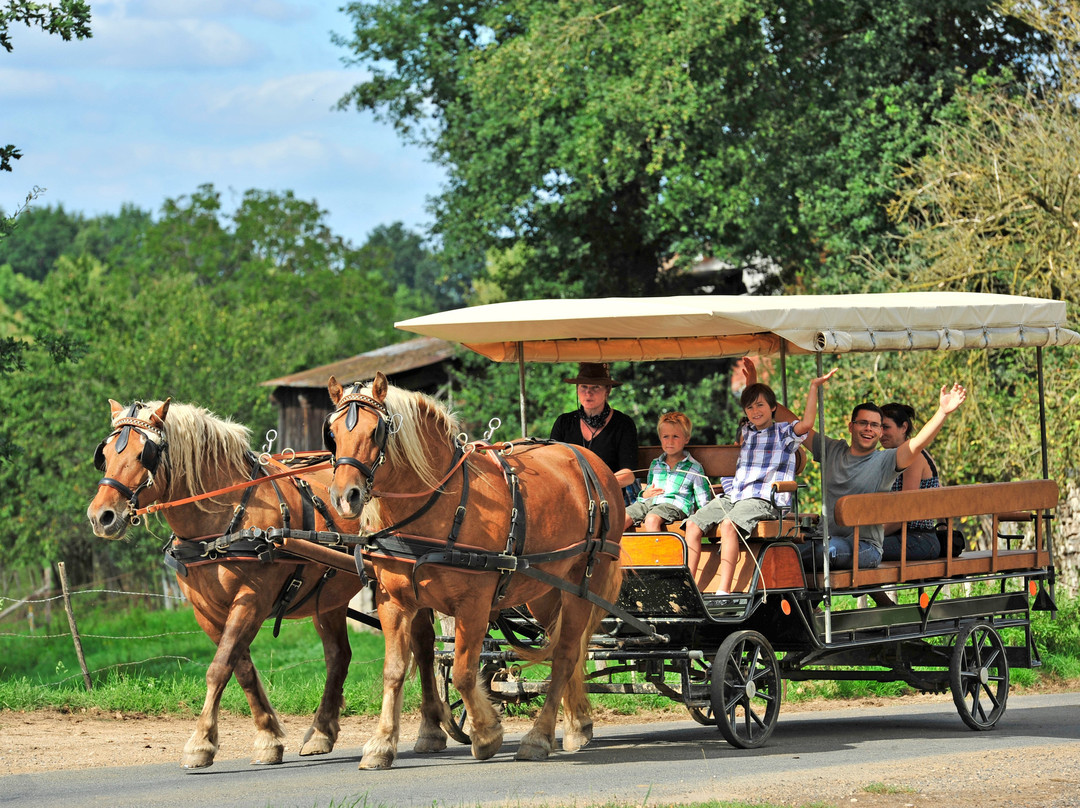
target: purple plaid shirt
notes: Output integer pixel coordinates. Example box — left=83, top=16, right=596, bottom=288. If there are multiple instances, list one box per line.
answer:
left=729, top=421, right=807, bottom=507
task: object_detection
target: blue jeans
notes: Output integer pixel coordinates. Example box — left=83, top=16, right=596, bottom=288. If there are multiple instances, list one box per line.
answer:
left=800, top=536, right=883, bottom=570
left=882, top=529, right=940, bottom=561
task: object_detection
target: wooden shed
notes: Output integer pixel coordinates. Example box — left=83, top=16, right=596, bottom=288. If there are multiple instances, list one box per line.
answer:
left=261, top=336, right=458, bottom=452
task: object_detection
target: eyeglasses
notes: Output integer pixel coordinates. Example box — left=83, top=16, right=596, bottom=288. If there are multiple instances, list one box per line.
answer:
left=851, top=419, right=883, bottom=430
left=578, top=385, right=607, bottom=394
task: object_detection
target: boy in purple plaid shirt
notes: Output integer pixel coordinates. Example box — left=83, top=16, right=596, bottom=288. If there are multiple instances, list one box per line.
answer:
left=684, top=362, right=836, bottom=592
left=624, top=412, right=712, bottom=532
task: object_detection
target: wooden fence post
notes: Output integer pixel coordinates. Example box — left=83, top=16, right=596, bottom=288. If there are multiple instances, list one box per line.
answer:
left=56, top=562, right=93, bottom=692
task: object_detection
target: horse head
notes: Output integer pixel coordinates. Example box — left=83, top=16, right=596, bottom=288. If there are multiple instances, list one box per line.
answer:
left=86, top=398, right=171, bottom=539
left=325, top=372, right=391, bottom=519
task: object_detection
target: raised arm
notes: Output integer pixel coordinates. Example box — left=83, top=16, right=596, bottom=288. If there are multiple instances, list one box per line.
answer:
left=794, top=368, right=838, bottom=436
left=894, top=383, right=967, bottom=470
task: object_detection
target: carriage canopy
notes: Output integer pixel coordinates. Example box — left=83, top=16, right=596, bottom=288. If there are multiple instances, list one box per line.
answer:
left=395, top=292, right=1080, bottom=362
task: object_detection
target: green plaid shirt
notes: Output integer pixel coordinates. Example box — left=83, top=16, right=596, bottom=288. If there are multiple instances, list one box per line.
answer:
left=636, top=452, right=712, bottom=515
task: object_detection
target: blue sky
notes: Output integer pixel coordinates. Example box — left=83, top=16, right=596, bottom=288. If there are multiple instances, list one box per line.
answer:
left=2, top=1, right=445, bottom=247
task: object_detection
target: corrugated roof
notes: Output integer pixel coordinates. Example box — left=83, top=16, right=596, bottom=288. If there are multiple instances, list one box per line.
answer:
left=261, top=336, right=457, bottom=388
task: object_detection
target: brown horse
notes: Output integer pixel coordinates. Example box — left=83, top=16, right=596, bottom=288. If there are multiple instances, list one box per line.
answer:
left=85, top=398, right=366, bottom=769
left=324, top=373, right=625, bottom=767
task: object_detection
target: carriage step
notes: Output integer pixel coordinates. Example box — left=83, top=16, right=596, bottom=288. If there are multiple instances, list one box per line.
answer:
left=704, top=594, right=750, bottom=617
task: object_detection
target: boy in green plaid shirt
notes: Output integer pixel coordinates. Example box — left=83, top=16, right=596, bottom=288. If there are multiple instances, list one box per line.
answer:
left=624, top=412, right=713, bottom=531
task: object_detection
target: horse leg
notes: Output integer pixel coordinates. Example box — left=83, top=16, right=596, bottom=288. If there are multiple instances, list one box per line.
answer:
left=182, top=602, right=271, bottom=768
left=411, top=609, right=450, bottom=754
left=516, top=595, right=594, bottom=761
left=453, top=617, right=504, bottom=761
left=300, top=604, right=350, bottom=757
left=359, top=599, right=413, bottom=769
left=232, top=649, right=287, bottom=764
left=560, top=649, right=594, bottom=753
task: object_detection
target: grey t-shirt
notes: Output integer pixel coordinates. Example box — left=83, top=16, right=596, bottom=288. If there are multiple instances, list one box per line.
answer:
left=811, top=433, right=901, bottom=551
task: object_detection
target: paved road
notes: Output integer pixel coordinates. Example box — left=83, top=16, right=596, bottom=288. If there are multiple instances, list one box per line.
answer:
left=4, top=692, right=1079, bottom=808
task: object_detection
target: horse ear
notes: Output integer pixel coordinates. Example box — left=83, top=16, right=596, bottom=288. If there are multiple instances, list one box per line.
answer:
left=152, top=397, right=171, bottom=425
left=328, top=375, right=343, bottom=406
left=109, top=399, right=123, bottom=418
left=372, top=372, right=388, bottom=403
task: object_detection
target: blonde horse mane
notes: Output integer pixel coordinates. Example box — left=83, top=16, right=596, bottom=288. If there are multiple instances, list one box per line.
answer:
left=356, top=381, right=463, bottom=492
left=132, top=400, right=253, bottom=511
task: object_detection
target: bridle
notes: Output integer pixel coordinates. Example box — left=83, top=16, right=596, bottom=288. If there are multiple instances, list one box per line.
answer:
left=94, top=403, right=168, bottom=515
left=322, top=385, right=397, bottom=506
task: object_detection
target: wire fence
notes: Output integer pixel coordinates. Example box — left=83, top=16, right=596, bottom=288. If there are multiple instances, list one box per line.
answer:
left=0, top=564, right=384, bottom=691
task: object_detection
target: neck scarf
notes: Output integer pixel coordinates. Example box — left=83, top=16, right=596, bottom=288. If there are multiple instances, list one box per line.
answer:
left=579, top=403, right=611, bottom=432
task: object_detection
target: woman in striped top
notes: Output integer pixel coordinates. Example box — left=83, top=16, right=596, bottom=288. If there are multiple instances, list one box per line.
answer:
left=879, top=402, right=943, bottom=561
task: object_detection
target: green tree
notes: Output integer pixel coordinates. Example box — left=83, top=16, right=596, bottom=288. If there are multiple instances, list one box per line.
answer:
left=869, top=0, right=1080, bottom=487
left=335, top=0, right=1049, bottom=300
left=0, top=204, right=81, bottom=281
left=0, top=187, right=424, bottom=578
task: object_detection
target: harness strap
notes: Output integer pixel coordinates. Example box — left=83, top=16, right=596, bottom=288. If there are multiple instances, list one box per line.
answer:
left=271, top=568, right=306, bottom=637
left=223, top=454, right=264, bottom=536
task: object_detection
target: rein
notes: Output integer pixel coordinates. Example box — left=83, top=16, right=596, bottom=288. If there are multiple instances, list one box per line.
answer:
left=134, top=456, right=332, bottom=516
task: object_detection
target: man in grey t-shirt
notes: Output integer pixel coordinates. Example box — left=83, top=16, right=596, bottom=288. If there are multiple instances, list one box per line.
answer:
left=753, top=363, right=967, bottom=570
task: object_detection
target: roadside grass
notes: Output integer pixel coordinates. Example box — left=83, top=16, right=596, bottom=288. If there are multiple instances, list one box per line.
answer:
left=0, top=603, right=412, bottom=715
left=1, top=590, right=1077, bottom=717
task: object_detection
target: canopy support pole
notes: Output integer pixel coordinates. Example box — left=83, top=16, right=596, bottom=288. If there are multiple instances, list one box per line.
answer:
left=816, top=351, right=832, bottom=643
left=1037, top=346, right=1056, bottom=616
left=517, top=343, right=527, bottom=438
left=780, top=341, right=789, bottom=407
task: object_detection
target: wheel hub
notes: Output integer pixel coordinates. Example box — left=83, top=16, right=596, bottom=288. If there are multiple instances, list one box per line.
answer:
left=744, top=679, right=757, bottom=699
left=978, top=666, right=989, bottom=684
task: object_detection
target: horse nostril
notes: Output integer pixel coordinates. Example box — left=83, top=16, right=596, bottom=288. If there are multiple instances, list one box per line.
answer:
left=100, top=510, right=115, bottom=528
left=345, top=488, right=362, bottom=513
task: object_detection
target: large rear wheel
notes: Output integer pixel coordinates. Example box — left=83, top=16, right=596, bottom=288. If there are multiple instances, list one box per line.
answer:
left=710, top=630, right=781, bottom=749
left=950, top=621, right=1009, bottom=731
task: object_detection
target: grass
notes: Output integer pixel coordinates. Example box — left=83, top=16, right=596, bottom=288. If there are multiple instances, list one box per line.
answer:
left=0, top=601, right=409, bottom=716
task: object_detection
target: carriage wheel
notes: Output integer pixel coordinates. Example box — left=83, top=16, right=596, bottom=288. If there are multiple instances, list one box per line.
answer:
left=435, top=660, right=503, bottom=744
left=687, top=704, right=715, bottom=726
left=710, top=630, right=782, bottom=749
left=950, top=621, right=1009, bottom=731
left=436, top=659, right=472, bottom=744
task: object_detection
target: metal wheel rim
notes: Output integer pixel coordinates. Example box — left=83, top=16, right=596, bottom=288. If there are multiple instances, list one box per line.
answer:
left=950, top=622, right=1010, bottom=731
left=710, top=630, right=781, bottom=749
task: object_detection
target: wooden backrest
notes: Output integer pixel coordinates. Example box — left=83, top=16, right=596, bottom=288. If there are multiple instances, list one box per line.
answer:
left=833, top=480, right=1059, bottom=527
left=636, top=443, right=807, bottom=479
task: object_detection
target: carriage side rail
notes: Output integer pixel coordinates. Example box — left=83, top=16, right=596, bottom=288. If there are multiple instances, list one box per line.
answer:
left=827, top=479, right=1058, bottom=589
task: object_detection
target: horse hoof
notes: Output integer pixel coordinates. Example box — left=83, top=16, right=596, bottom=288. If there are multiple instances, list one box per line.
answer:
left=181, top=753, right=214, bottom=769
left=470, top=725, right=504, bottom=761
left=563, top=723, right=593, bottom=753
left=300, top=731, right=334, bottom=756
left=250, top=749, right=284, bottom=765
left=515, top=740, right=551, bottom=762
left=359, top=753, right=395, bottom=769
left=413, top=733, right=448, bottom=754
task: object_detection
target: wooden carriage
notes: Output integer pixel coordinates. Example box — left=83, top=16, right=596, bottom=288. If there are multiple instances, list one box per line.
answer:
left=392, top=292, right=1076, bottom=748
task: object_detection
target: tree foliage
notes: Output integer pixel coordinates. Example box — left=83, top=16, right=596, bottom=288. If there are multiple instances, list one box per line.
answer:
left=0, top=186, right=446, bottom=578
left=336, top=0, right=1050, bottom=299
left=868, top=0, right=1080, bottom=485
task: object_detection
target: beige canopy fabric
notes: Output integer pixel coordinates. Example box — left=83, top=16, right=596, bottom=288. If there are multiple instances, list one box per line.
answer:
left=395, top=292, right=1080, bottom=362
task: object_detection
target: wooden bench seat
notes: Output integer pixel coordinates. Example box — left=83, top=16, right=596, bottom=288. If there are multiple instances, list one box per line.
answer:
left=820, top=480, right=1058, bottom=589
left=620, top=532, right=805, bottom=593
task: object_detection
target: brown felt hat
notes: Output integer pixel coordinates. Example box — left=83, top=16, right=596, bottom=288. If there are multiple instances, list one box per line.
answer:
left=562, top=362, right=621, bottom=387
